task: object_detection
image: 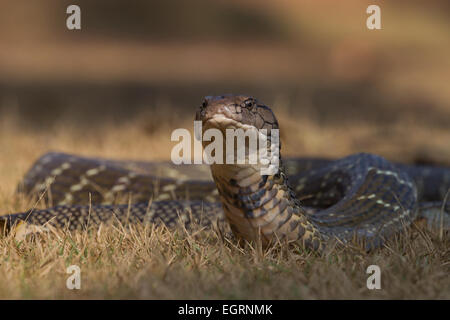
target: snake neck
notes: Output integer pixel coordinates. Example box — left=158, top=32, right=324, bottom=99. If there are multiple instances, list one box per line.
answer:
left=210, top=160, right=323, bottom=251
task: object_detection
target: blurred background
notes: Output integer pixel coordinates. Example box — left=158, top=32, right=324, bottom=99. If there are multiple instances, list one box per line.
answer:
left=0, top=0, right=449, bottom=191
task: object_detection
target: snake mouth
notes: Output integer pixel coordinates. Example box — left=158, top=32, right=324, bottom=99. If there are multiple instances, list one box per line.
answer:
left=203, top=114, right=252, bottom=132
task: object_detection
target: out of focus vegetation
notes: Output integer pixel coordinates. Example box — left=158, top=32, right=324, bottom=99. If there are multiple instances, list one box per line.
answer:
left=1, top=1, right=449, bottom=139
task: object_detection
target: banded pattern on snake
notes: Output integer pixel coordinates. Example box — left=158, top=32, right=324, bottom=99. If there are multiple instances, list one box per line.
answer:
left=1, top=95, right=449, bottom=251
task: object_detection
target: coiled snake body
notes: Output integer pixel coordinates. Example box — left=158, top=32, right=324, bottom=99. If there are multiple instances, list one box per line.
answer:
left=1, top=95, right=449, bottom=251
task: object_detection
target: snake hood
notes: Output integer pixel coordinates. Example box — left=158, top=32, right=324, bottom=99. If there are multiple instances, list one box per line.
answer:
left=196, top=95, right=323, bottom=250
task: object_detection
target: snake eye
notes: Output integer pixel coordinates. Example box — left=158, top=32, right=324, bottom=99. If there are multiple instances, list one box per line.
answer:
left=244, top=99, right=254, bottom=108
left=202, top=100, right=207, bottom=109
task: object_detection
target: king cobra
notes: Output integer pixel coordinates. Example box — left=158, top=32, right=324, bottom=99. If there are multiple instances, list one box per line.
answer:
left=1, top=95, right=449, bottom=251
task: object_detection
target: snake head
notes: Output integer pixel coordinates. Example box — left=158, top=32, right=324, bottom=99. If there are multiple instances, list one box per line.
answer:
left=196, top=94, right=279, bottom=133
left=195, top=94, right=281, bottom=174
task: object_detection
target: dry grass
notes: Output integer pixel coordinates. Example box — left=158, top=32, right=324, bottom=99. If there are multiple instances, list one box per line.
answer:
left=0, top=107, right=449, bottom=299
left=0, top=218, right=448, bottom=299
